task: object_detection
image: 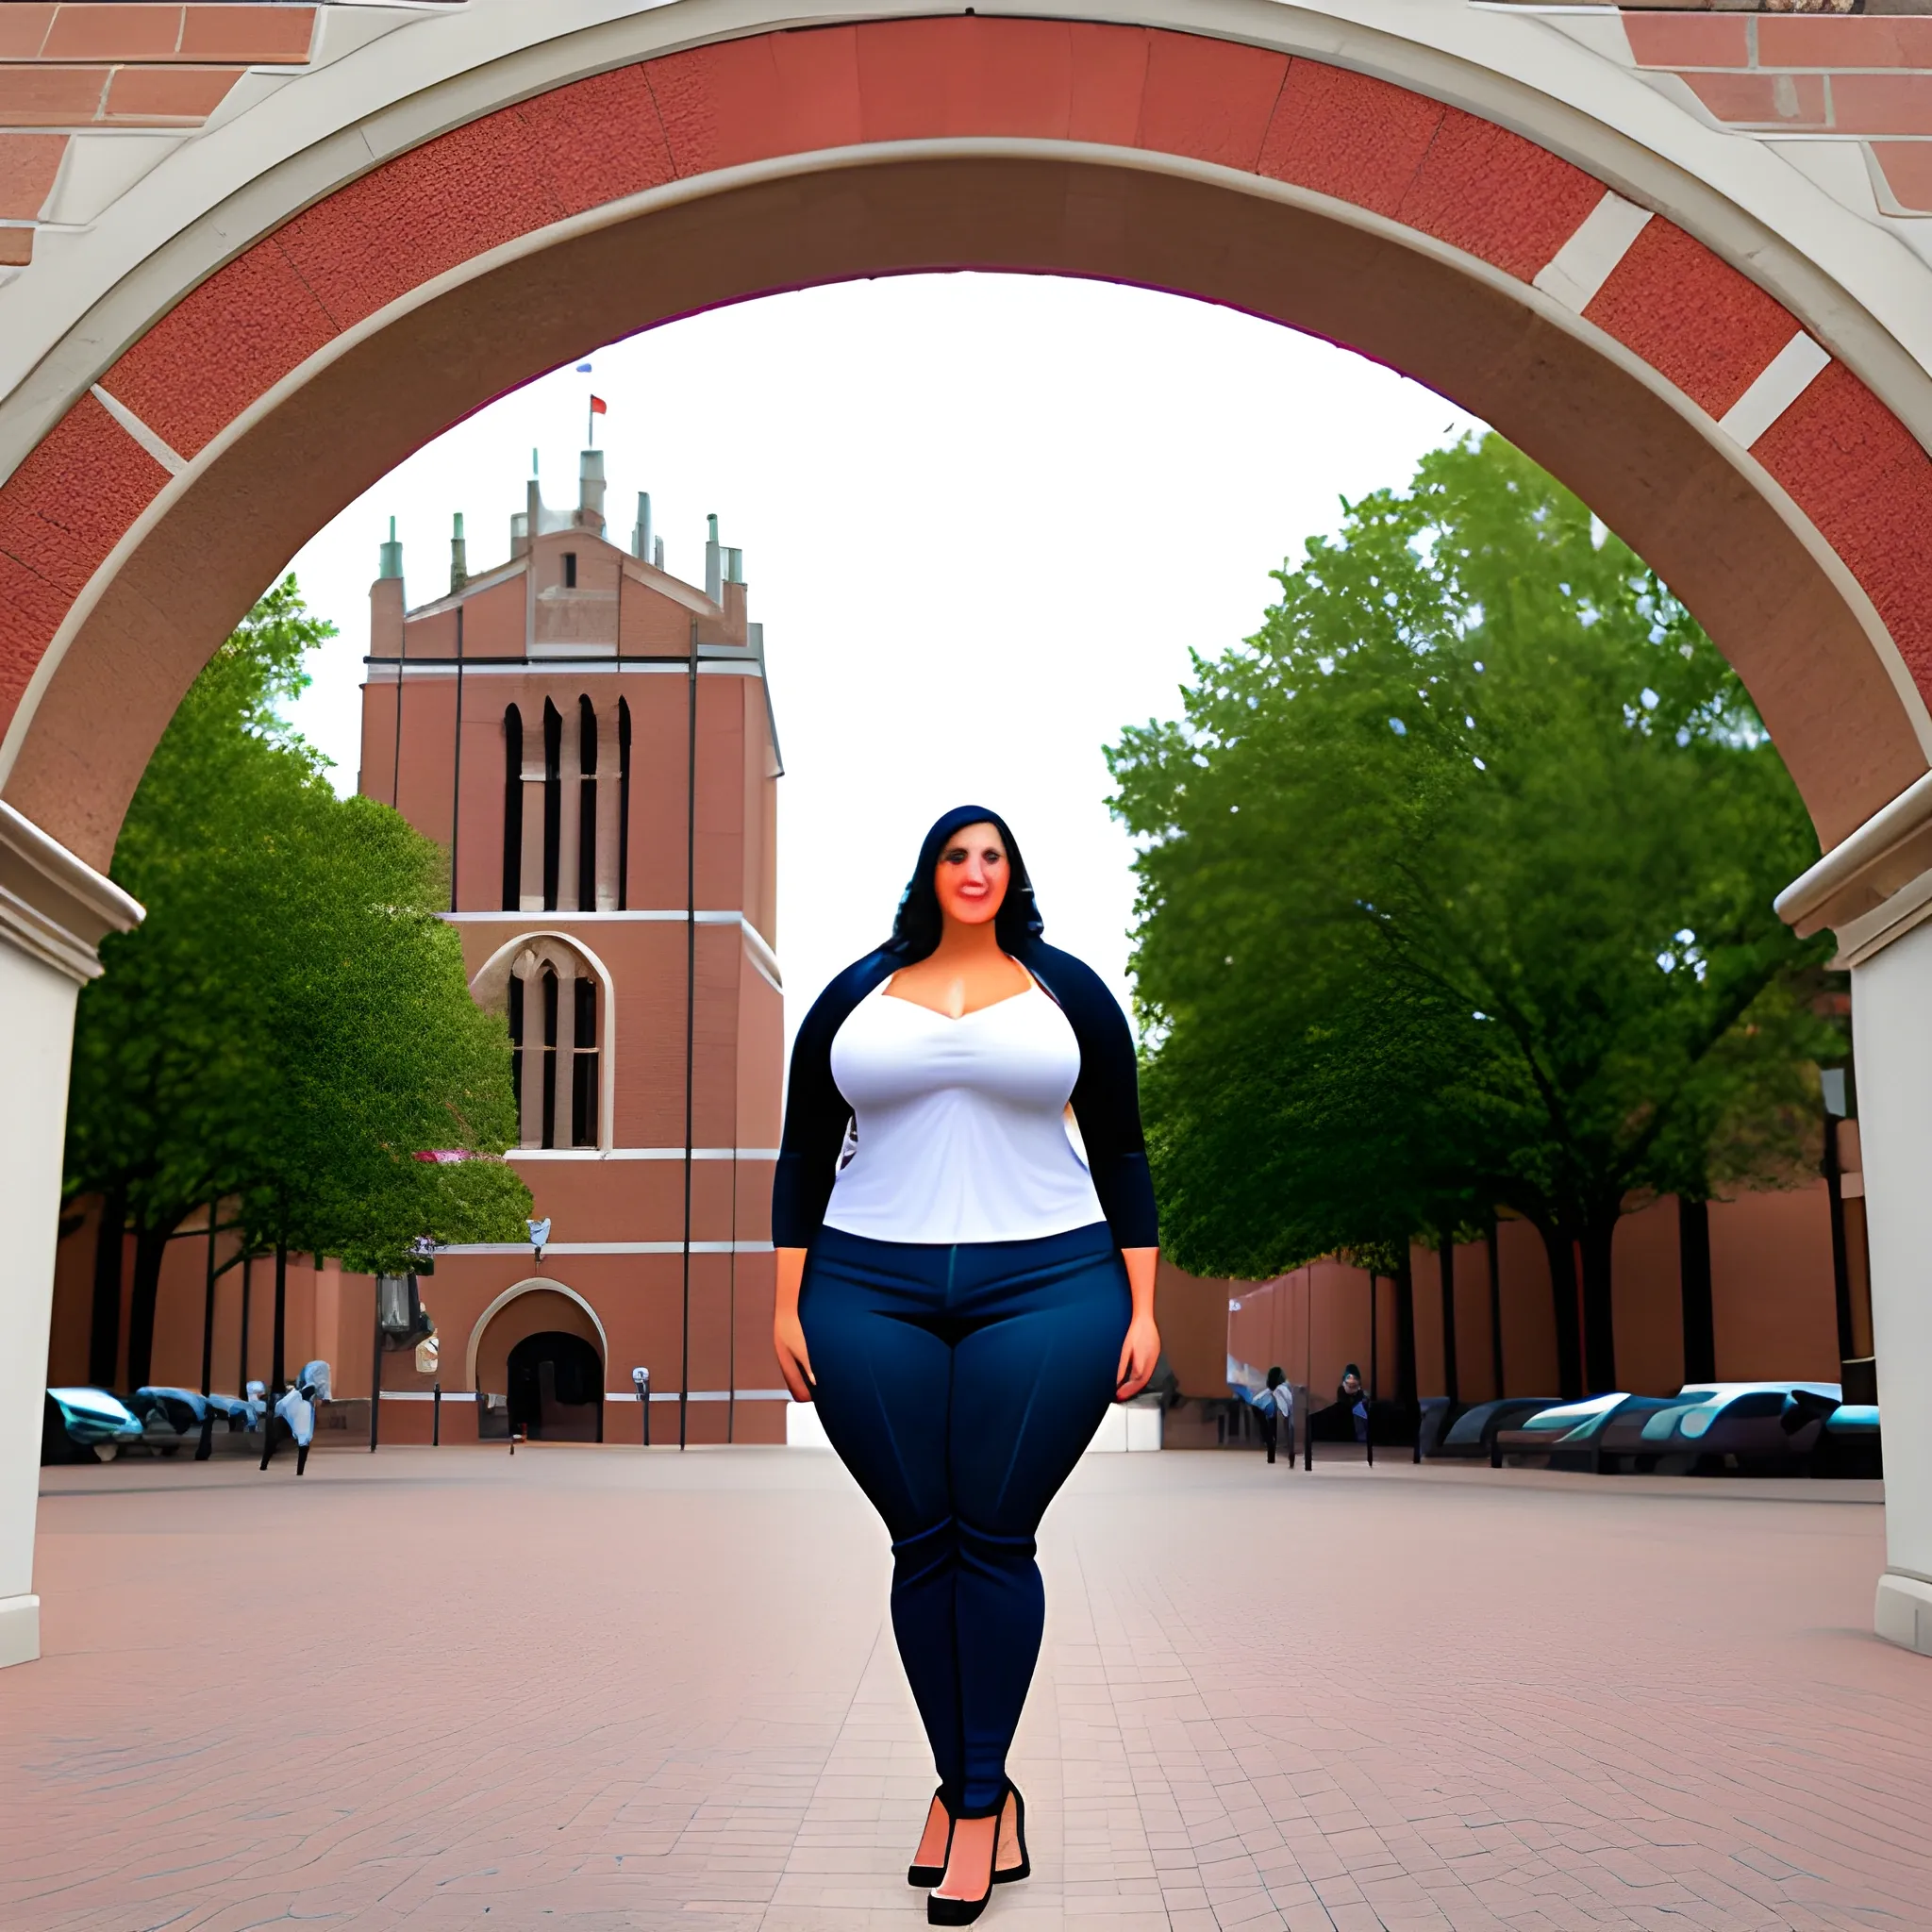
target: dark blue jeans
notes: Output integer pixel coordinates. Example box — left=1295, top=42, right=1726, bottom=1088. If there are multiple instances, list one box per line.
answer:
left=801, top=1221, right=1130, bottom=1815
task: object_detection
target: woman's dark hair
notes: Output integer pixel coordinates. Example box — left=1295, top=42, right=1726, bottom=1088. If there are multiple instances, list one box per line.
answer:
left=885, top=806, right=1042, bottom=960
left=1265, top=1366, right=1285, bottom=1390
left=1342, top=1362, right=1362, bottom=1380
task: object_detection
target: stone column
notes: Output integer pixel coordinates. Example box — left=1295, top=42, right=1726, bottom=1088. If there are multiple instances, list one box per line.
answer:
left=519, top=736, right=546, bottom=914
left=0, top=804, right=142, bottom=1668
left=553, top=955, right=579, bottom=1151
left=595, top=696, right=623, bottom=911
left=1856, top=924, right=1932, bottom=1650
left=514, top=951, right=542, bottom=1150
left=557, top=704, right=582, bottom=914
left=1779, top=774, right=1932, bottom=1655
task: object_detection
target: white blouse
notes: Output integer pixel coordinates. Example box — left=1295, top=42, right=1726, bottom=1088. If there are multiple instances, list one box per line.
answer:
left=822, top=979, right=1108, bottom=1244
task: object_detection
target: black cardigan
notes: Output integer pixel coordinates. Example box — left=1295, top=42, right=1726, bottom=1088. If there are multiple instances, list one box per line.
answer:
left=770, top=937, right=1159, bottom=1252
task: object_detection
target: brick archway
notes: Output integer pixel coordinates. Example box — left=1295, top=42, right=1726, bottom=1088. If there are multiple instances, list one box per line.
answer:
left=468, top=1280, right=608, bottom=1398
left=9, top=5, right=1932, bottom=1669
left=1, top=16, right=1929, bottom=876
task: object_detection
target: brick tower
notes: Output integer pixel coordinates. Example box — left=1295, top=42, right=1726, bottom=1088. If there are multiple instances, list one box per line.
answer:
left=358, top=449, right=784, bottom=1444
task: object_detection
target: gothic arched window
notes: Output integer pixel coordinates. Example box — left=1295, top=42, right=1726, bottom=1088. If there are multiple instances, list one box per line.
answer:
left=541, top=699, right=563, bottom=912
left=577, top=694, right=598, bottom=914
left=501, top=704, right=523, bottom=912
left=571, top=974, right=598, bottom=1149
left=617, top=695, right=632, bottom=911
left=489, top=940, right=608, bottom=1152
left=539, top=963, right=559, bottom=1149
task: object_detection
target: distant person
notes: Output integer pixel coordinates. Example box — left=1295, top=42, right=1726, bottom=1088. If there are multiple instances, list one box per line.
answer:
left=1339, top=1363, right=1369, bottom=1442
left=1250, top=1366, right=1293, bottom=1464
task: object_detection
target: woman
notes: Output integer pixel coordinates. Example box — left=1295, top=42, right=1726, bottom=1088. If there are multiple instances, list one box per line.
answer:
left=1251, top=1365, right=1292, bottom=1464
left=1339, top=1362, right=1370, bottom=1443
left=772, top=807, right=1159, bottom=1925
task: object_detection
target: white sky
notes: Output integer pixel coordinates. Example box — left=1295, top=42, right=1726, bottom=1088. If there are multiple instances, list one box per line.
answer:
left=282, top=273, right=1483, bottom=1033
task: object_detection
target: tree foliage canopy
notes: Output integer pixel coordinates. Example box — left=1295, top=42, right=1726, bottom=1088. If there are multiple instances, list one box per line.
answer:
left=1107, top=436, right=1841, bottom=1389
left=66, top=579, right=529, bottom=1381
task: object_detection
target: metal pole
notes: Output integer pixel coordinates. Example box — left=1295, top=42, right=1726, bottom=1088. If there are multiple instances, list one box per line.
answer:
left=449, top=605, right=465, bottom=913
left=1366, top=1270, right=1377, bottom=1468
left=1438, top=1231, right=1460, bottom=1408
left=270, top=1232, right=288, bottom=1397
left=679, top=615, right=697, bottom=1451
left=238, top=1252, right=252, bottom=1393
left=1369, top=1271, right=1379, bottom=1403
left=1487, top=1218, right=1506, bottom=1399
left=391, top=602, right=406, bottom=808
left=196, top=1197, right=218, bottom=1460
left=1824, top=1106, right=1856, bottom=1366
left=1303, top=1262, right=1312, bottom=1404
left=369, top=1280, right=381, bottom=1452
left=727, top=1159, right=739, bottom=1445
left=432, top=1381, right=441, bottom=1446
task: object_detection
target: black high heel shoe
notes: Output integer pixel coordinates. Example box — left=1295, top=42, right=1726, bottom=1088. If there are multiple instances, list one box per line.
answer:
left=908, top=1790, right=955, bottom=1888
left=992, top=1781, right=1029, bottom=1885
left=927, top=1781, right=1025, bottom=1924
left=925, top=1810, right=996, bottom=1925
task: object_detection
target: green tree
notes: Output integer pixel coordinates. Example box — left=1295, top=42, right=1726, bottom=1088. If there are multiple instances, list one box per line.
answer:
left=1108, top=436, right=1841, bottom=1397
left=65, top=577, right=528, bottom=1391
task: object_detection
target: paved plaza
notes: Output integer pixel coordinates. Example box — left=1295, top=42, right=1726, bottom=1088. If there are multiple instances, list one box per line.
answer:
left=1, top=1446, right=1924, bottom=1931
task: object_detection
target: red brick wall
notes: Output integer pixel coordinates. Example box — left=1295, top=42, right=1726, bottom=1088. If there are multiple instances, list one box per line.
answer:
left=0, top=4, right=322, bottom=261
left=1622, top=7, right=1932, bottom=208
left=1218, top=1181, right=1849, bottom=1409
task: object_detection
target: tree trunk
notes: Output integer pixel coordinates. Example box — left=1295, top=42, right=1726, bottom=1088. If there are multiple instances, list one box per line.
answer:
left=1486, top=1218, right=1506, bottom=1400
left=88, top=1182, right=126, bottom=1388
left=1368, top=1273, right=1380, bottom=1402
left=1437, top=1233, right=1460, bottom=1406
left=1535, top=1221, right=1584, bottom=1402
left=271, top=1236, right=289, bottom=1396
left=1391, top=1245, right=1418, bottom=1407
left=238, top=1252, right=254, bottom=1391
left=1579, top=1216, right=1618, bottom=1394
left=1677, top=1195, right=1715, bottom=1386
left=123, top=1221, right=171, bottom=1392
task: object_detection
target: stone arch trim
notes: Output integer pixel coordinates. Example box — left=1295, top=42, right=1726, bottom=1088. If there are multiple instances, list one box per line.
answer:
left=468, top=928, right=618, bottom=1154
left=1, top=15, right=1929, bottom=863
left=464, top=1275, right=610, bottom=1394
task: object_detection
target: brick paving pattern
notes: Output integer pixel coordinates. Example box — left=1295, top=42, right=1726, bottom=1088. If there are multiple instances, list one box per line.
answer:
left=1, top=1448, right=1925, bottom=1929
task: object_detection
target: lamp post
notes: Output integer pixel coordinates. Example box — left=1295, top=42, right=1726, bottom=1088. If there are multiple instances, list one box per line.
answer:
left=196, top=1196, right=219, bottom=1460
left=632, top=1365, right=651, bottom=1446
left=371, top=1243, right=435, bottom=1452
left=1822, top=1065, right=1856, bottom=1371
left=370, top=1276, right=388, bottom=1453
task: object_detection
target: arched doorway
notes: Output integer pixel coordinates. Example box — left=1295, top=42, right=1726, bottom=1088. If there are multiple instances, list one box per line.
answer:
left=506, top=1332, right=605, bottom=1444
left=7, top=1, right=1932, bottom=1662
left=469, top=1281, right=608, bottom=1445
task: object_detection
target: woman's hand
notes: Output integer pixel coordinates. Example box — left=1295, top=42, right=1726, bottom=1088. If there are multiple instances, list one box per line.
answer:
left=773, top=1245, right=815, bottom=1402
left=774, top=1306, right=816, bottom=1402
left=1114, top=1246, right=1160, bottom=1401
left=1114, top=1312, right=1160, bottom=1402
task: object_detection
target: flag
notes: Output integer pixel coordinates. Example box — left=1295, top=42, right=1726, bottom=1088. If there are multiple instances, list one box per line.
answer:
left=590, top=394, right=608, bottom=416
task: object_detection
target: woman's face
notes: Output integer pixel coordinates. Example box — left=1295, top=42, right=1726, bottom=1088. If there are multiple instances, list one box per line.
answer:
left=934, top=821, right=1009, bottom=928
